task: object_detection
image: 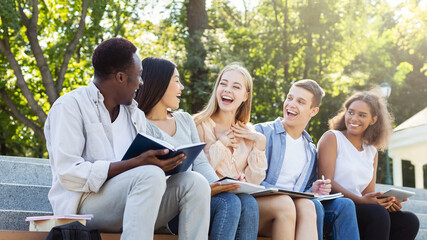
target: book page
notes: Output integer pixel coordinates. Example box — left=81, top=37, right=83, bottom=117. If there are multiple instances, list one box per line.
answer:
left=176, top=142, right=206, bottom=150
left=141, top=133, right=175, bottom=150
left=251, top=188, right=315, bottom=198
left=217, top=177, right=265, bottom=194
left=315, top=192, right=344, bottom=201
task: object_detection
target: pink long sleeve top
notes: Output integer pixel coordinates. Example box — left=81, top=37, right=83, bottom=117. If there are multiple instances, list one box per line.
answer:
left=196, top=118, right=268, bottom=185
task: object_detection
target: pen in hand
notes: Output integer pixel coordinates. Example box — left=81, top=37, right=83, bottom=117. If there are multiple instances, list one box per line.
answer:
left=232, top=157, right=245, bottom=181
left=322, top=175, right=326, bottom=186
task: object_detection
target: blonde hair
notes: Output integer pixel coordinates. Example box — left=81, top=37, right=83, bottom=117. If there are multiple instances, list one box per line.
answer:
left=328, top=89, right=394, bottom=151
left=194, top=63, right=253, bottom=125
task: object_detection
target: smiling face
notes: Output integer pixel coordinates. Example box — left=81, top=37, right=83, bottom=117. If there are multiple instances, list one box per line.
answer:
left=282, top=85, right=319, bottom=130
left=121, top=53, right=143, bottom=105
left=159, top=68, right=184, bottom=110
left=215, top=70, right=248, bottom=114
left=345, top=100, right=378, bottom=136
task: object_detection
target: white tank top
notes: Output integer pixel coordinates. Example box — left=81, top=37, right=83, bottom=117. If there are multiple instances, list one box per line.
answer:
left=331, top=130, right=377, bottom=196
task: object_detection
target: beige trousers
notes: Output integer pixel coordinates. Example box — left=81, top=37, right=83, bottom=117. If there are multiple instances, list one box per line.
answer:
left=78, top=165, right=211, bottom=240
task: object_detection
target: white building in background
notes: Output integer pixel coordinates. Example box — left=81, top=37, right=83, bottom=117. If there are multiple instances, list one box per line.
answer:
left=389, top=107, right=427, bottom=189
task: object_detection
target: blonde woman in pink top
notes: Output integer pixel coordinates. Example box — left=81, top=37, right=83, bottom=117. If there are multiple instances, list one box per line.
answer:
left=194, top=63, right=318, bottom=240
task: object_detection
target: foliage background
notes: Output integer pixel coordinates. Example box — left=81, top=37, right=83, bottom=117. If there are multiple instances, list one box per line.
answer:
left=1, top=0, right=426, bottom=186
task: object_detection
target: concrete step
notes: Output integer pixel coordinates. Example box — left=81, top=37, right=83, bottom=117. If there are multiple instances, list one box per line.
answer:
left=402, top=200, right=427, bottom=214
left=0, top=183, right=51, bottom=212
left=0, top=155, right=426, bottom=237
left=0, top=157, right=51, bottom=186
left=0, top=210, right=52, bottom=231
left=0, top=155, right=49, bottom=165
left=415, top=229, right=427, bottom=240
left=376, top=184, right=427, bottom=201
left=417, top=213, right=427, bottom=230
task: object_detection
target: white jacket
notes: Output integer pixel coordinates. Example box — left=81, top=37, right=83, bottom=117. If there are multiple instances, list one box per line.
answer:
left=44, top=81, right=146, bottom=214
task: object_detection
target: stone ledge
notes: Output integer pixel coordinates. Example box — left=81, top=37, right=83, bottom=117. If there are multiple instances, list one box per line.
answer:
left=0, top=157, right=51, bottom=186
left=0, top=183, right=51, bottom=212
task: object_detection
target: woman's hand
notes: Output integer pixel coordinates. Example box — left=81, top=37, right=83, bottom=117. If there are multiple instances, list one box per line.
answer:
left=358, top=192, right=384, bottom=205
left=377, top=196, right=395, bottom=210
left=387, top=199, right=403, bottom=212
left=311, top=179, right=332, bottom=195
left=358, top=192, right=398, bottom=211
left=218, top=129, right=239, bottom=149
left=231, top=122, right=266, bottom=150
left=133, top=149, right=185, bottom=172
left=210, top=182, right=240, bottom=196
left=234, top=173, right=246, bottom=181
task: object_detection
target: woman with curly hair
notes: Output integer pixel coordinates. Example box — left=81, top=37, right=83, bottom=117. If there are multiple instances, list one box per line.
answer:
left=317, top=90, right=419, bottom=240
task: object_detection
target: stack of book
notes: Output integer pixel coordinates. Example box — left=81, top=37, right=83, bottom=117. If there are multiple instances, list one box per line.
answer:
left=25, top=214, right=93, bottom=231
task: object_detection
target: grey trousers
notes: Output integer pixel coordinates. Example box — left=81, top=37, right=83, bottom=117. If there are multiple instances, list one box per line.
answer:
left=78, top=165, right=211, bottom=240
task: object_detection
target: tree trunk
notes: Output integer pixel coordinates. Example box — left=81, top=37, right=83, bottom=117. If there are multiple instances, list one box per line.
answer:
left=55, top=0, right=89, bottom=94
left=0, top=37, right=48, bottom=124
left=0, top=130, right=6, bottom=155
left=185, top=0, right=209, bottom=113
left=272, top=0, right=280, bottom=27
left=0, top=0, right=89, bottom=143
left=303, top=32, right=312, bottom=79
left=283, top=0, right=289, bottom=83
left=0, top=89, right=45, bottom=141
left=303, top=0, right=313, bottom=80
left=318, top=34, right=323, bottom=78
left=18, top=0, right=58, bottom=105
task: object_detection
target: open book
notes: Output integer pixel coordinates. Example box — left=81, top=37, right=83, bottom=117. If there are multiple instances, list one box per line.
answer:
left=122, top=133, right=206, bottom=175
left=251, top=189, right=343, bottom=201
left=217, top=177, right=265, bottom=194
left=379, top=188, right=415, bottom=201
left=217, top=177, right=343, bottom=201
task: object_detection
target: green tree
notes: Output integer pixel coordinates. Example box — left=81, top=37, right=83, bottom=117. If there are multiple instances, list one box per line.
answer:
left=0, top=0, right=147, bottom=156
left=165, top=0, right=210, bottom=114
left=0, top=0, right=89, bottom=141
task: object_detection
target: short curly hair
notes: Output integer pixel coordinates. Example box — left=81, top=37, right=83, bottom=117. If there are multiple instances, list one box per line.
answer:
left=328, top=89, right=394, bottom=151
left=92, top=38, right=137, bottom=79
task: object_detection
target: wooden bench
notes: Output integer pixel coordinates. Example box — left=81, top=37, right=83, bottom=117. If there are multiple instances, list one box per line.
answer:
left=0, top=231, right=271, bottom=240
left=0, top=231, right=174, bottom=240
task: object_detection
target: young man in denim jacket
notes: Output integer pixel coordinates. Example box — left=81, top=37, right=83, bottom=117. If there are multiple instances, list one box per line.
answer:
left=255, top=79, right=359, bottom=240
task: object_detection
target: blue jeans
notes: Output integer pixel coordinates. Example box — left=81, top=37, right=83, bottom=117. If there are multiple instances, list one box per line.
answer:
left=210, top=192, right=259, bottom=240
left=168, top=192, right=259, bottom=240
left=321, top=198, right=360, bottom=240
left=234, top=193, right=259, bottom=240
left=312, top=199, right=325, bottom=240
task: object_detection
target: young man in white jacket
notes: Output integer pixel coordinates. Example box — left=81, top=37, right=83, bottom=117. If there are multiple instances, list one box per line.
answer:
left=44, top=38, right=210, bottom=240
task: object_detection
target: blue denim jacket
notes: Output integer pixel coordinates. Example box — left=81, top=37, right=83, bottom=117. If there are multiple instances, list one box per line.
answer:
left=254, top=117, right=318, bottom=192
left=257, top=118, right=360, bottom=240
